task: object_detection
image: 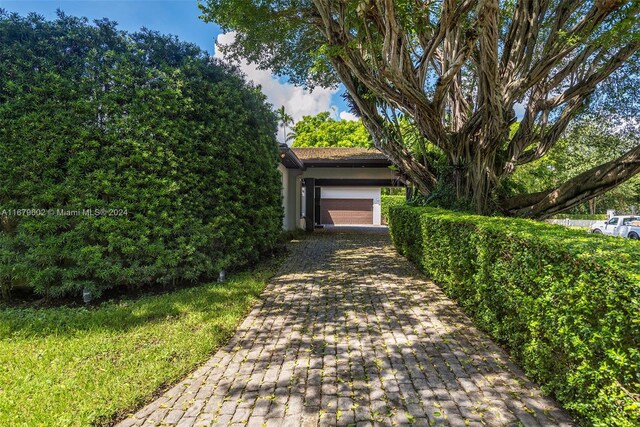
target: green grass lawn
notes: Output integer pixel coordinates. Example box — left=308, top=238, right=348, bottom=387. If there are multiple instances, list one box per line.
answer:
left=0, top=259, right=280, bottom=426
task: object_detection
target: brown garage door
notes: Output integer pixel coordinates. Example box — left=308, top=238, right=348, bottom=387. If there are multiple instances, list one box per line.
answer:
left=320, top=198, right=373, bottom=225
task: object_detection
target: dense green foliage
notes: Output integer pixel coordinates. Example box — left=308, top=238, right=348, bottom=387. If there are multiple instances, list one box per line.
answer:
left=380, top=195, right=405, bottom=224
left=0, top=259, right=277, bottom=425
left=291, top=112, right=371, bottom=148
left=389, top=206, right=640, bottom=426
left=0, top=12, right=282, bottom=298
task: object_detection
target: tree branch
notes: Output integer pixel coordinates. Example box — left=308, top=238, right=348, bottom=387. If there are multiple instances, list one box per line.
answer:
left=477, top=0, right=504, bottom=149
left=433, top=26, right=477, bottom=113
left=416, top=0, right=476, bottom=87
left=543, top=42, right=640, bottom=110
left=500, top=0, right=550, bottom=84
left=333, top=60, right=438, bottom=195
left=506, top=0, right=628, bottom=106
left=506, top=144, right=640, bottom=218
left=516, top=93, right=591, bottom=165
left=508, top=42, right=640, bottom=167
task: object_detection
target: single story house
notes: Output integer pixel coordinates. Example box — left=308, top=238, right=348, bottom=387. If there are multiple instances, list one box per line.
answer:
left=278, top=145, right=405, bottom=231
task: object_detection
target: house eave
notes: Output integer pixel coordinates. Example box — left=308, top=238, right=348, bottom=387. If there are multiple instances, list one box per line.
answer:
left=278, top=144, right=305, bottom=170
left=302, top=159, right=392, bottom=168
left=279, top=145, right=394, bottom=169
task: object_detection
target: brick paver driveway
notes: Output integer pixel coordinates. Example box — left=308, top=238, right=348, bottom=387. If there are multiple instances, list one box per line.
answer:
left=118, top=227, right=573, bottom=426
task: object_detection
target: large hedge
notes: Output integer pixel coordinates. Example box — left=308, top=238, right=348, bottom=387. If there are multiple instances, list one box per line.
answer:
left=389, top=206, right=640, bottom=426
left=380, top=195, right=405, bottom=224
left=0, top=12, right=282, bottom=298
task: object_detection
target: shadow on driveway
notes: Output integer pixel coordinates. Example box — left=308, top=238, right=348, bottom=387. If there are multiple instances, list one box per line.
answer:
left=118, top=230, right=574, bottom=426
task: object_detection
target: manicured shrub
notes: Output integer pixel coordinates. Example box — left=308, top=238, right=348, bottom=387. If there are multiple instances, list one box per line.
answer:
left=389, top=206, right=640, bottom=426
left=381, top=195, right=405, bottom=224
left=0, top=13, right=282, bottom=298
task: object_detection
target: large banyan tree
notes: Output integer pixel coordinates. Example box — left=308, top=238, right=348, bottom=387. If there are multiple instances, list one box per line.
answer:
left=201, top=0, right=640, bottom=217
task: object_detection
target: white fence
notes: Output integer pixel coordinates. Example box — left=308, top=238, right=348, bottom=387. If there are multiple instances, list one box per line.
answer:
left=546, top=219, right=598, bottom=228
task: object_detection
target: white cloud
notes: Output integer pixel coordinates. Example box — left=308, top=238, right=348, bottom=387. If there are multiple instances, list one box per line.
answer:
left=214, top=32, right=340, bottom=142
left=339, top=111, right=359, bottom=121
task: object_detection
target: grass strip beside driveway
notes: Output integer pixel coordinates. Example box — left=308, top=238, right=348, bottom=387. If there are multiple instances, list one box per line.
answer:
left=0, top=260, right=279, bottom=426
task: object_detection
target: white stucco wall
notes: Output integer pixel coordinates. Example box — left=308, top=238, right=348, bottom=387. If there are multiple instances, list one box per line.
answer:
left=281, top=166, right=398, bottom=230
left=289, top=171, right=302, bottom=230
left=320, top=187, right=382, bottom=225
left=278, top=164, right=288, bottom=229
left=278, top=164, right=303, bottom=230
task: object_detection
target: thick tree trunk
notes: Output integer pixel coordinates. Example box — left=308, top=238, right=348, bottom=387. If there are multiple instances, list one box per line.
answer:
left=441, top=136, right=501, bottom=214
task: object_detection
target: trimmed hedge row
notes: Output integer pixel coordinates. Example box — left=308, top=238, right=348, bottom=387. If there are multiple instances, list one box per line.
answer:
left=381, top=195, right=406, bottom=224
left=388, top=206, right=640, bottom=426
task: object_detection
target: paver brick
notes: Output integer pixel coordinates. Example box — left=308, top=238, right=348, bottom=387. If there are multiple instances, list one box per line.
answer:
left=164, top=409, right=185, bottom=425
left=229, top=406, right=251, bottom=424
left=175, top=417, right=196, bottom=427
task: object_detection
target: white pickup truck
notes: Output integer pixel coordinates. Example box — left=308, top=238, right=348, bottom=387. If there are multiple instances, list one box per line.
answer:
left=590, top=215, right=640, bottom=239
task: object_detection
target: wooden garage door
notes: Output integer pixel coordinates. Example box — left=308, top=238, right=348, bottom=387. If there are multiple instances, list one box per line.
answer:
left=320, top=199, right=373, bottom=225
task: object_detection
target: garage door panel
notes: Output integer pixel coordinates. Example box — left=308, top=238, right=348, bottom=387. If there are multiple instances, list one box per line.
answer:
left=321, top=199, right=373, bottom=225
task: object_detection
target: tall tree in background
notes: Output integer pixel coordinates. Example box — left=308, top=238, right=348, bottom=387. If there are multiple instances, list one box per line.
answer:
left=276, top=105, right=294, bottom=142
left=291, top=112, right=372, bottom=147
left=202, top=0, right=640, bottom=218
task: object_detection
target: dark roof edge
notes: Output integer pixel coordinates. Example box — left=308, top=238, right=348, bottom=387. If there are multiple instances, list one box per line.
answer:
left=279, top=144, right=305, bottom=170
left=303, top=159, right=392, bottom=167
left=279, top=145, right=395, bottom=169
left=315, top=178, right=405, bottom=187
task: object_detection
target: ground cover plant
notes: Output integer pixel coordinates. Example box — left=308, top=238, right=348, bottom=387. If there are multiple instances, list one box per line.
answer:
left=0, top=12, right=282, bottom=300
left=389, top=206, right=640, bottom=426
left=0, top=258, right=279, bottom=426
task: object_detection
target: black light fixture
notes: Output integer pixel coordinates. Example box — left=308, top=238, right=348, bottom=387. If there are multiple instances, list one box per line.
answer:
left=82, top=288, right=92, bottom=304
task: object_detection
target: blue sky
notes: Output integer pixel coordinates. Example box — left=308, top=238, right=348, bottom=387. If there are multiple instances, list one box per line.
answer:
left=1, top=0, right=353, bottom=138
left=1, top=1, right=220, bottom=54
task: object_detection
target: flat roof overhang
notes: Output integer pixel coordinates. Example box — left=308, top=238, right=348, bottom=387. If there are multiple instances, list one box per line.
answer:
left=312, top=178, right=405, bottom=187
left=303, top=159, right=392, bottom=168
left=279, top=144, right=305, bottom=169
left=279, top=145, right=394, bottom=170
